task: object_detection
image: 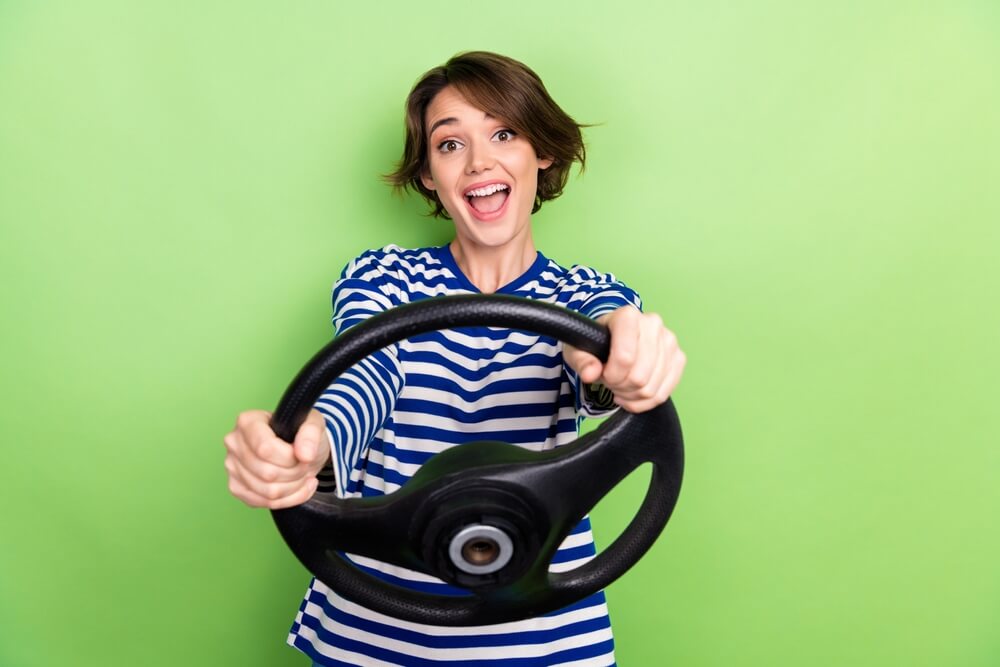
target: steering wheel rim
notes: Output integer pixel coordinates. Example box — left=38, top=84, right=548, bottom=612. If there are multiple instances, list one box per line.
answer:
left=270, top=294, right=684, bottom=625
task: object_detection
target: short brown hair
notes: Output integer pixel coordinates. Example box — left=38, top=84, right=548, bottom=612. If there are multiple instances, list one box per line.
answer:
left=386, top=51, right=587, bottom=218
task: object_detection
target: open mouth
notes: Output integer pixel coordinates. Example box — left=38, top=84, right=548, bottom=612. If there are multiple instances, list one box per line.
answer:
left=464, top=182, right=510, bottom=217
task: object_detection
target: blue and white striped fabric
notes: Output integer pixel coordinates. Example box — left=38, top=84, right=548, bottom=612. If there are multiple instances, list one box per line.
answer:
left=289, top=244, right=642, bottom=666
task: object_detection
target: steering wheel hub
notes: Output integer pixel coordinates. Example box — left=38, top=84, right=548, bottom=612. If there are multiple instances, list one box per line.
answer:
left=415, top=480, right=541, bottom=590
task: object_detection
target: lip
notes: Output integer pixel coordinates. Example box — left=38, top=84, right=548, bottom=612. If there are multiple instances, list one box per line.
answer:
left=462, top=180, right=512, bottom=222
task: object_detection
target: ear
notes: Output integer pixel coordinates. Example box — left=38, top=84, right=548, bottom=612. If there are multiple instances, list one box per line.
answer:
left=538, top=156, right=554, bottom=170
left=420, top=167, right=436, bottom=191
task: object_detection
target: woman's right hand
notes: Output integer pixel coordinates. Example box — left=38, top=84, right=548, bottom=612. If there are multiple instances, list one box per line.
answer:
left=223, top=409, right=330, bottom=509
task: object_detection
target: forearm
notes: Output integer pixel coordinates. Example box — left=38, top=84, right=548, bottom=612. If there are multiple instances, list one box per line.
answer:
left=312, top=347, right=404, bottom=495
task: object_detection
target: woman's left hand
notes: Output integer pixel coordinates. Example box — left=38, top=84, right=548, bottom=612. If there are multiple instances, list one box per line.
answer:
left=563, top=305, right=686, bottom=413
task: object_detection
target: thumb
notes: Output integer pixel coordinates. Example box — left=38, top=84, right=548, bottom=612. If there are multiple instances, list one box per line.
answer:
left=564, top=345, right=604, bottom=384
left=293, top=409, right=329, bottom=465
left=577, top=358, right=604, bottom=384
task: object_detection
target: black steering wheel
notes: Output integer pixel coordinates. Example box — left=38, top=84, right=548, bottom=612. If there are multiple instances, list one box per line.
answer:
left=270, top=294, right=684, bottom=626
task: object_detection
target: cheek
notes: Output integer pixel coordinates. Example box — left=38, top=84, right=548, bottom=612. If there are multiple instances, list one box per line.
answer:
left=518, top=158, right=541, bottom=191
left=427, top=158, right=459, bottom=189
left=517, top=151, right=541, bottom=180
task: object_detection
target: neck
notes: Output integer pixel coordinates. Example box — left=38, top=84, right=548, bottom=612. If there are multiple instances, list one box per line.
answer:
left=450, top=231, right=537, bottom=294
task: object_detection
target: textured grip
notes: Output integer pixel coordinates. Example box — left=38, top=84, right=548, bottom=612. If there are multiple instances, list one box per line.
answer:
left=271, top=294, right=609, bottom=442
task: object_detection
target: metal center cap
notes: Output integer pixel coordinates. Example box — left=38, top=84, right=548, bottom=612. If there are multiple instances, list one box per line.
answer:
left=448, top=524, right=514, bottom=574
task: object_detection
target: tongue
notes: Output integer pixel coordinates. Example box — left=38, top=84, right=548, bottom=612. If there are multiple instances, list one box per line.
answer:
left=469, top=190, right=508, bottom=214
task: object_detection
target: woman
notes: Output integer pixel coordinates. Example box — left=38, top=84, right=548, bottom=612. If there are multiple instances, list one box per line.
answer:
left=224, top=51, right=686, bottom=666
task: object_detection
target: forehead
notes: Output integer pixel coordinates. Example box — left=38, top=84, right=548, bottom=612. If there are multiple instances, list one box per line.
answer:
left=425, top=86, right=495, bottom=134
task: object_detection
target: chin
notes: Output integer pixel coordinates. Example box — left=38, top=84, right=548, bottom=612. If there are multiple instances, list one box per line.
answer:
left=464, top=218, right=529, bottom=248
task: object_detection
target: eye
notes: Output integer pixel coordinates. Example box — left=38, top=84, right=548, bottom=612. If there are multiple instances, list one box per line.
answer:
left=437, top=139, right=463, bottom=153
left=493, top=129, right=516, bottom=143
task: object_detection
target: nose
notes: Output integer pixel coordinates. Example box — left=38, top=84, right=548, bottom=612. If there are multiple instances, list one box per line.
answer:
left=465, top=138, right=495, bottom=175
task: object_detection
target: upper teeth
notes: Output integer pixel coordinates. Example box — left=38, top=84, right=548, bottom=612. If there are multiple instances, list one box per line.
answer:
left=467, top=184, right=509, bottom=197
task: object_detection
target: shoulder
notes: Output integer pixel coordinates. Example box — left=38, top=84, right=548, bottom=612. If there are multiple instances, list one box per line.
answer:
left=335, top=245, right=455, bottom=305
left=537, top=254, right=634, bottom=294
left=563, top=263, right=627, bottom=288
left=339, top=245, right=443, bottom=281
left=533, top=254, right=643, bottom=314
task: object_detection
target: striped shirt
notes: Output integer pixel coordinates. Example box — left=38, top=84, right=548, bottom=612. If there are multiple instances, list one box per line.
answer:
left=289, top=244, right=641, bottom=666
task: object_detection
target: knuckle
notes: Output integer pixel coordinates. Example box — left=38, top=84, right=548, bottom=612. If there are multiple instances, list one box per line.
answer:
left=603, top=368, right=625, bottom=388
left=238, top=409, right=268, bottom=431
left=279, top=482, right=312, bottom=509
left=615, top=345, right=637, bottom=366
left=614, top=311, right=637, bottom=330
left=294, top=483, right=316, bottom=506
left=256, top=440, right=273, bottom=460
left=298, top=422, right=319, bottom=442
left=272, top=494, right=294, bottom=510
left=627, top=366, right=651, bottom=386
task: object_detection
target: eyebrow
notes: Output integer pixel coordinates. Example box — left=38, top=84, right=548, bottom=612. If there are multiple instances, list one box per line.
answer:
left=428, top=117, right=457, bottom=135
left=427, top=112, right=496, bottom=137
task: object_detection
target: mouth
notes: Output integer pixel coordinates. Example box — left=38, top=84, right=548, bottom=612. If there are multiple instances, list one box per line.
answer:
left=463, top=181, right=511, bottom=220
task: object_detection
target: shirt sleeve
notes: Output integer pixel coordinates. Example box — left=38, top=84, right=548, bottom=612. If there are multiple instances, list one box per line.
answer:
left=314, top=249, right=407, bottom=496
left=560, top=266, right=643, bottom=418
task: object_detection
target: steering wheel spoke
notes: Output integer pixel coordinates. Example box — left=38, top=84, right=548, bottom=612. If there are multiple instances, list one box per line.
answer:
left=272, top=491, right=432, bottom=574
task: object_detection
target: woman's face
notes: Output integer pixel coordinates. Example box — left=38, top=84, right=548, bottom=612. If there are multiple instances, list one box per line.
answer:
left=421, top=86, right=552, bottom=250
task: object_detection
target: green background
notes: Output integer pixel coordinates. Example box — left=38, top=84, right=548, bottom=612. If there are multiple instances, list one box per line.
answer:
left=1, top=1, right=998, bottom=665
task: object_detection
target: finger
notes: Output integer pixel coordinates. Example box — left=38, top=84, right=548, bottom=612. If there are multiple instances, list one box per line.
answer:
left=626, top=314, right=664, bottom=392
left=614, top=325, right=667, bottom=403
left=227, top=472, right=318, bottom=509
left=294, top=410, right=329, bottom=466
left=658, top=346, right=687, bottom=401
left=602, top=307, right=642, bottom=388
left=614, top=319, right=669, bottom=401
left=227, top=453, right=314, bottom=504
left=227, top=473, right=272, bottom=508
left=229, top=441, right=311, bottom=484
left=268, top=477, right=320, bottom=510
left=618, top=338, right=686, bottom=413
left=225, top=427, right=302, bottom=486
left=565, top=344, right=604, bottom=384
left=233, top=409, right=272, bottom=433
left=246, top=418, right=299, bottom=468
left=225, top=452, right=281, bottom=508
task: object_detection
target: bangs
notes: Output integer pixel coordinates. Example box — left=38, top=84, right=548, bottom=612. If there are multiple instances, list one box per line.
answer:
left=449, top=71, right=537, bottom=136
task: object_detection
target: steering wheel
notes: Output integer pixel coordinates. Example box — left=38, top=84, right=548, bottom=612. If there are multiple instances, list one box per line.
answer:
left=270, top=294, right=684, bottom=626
